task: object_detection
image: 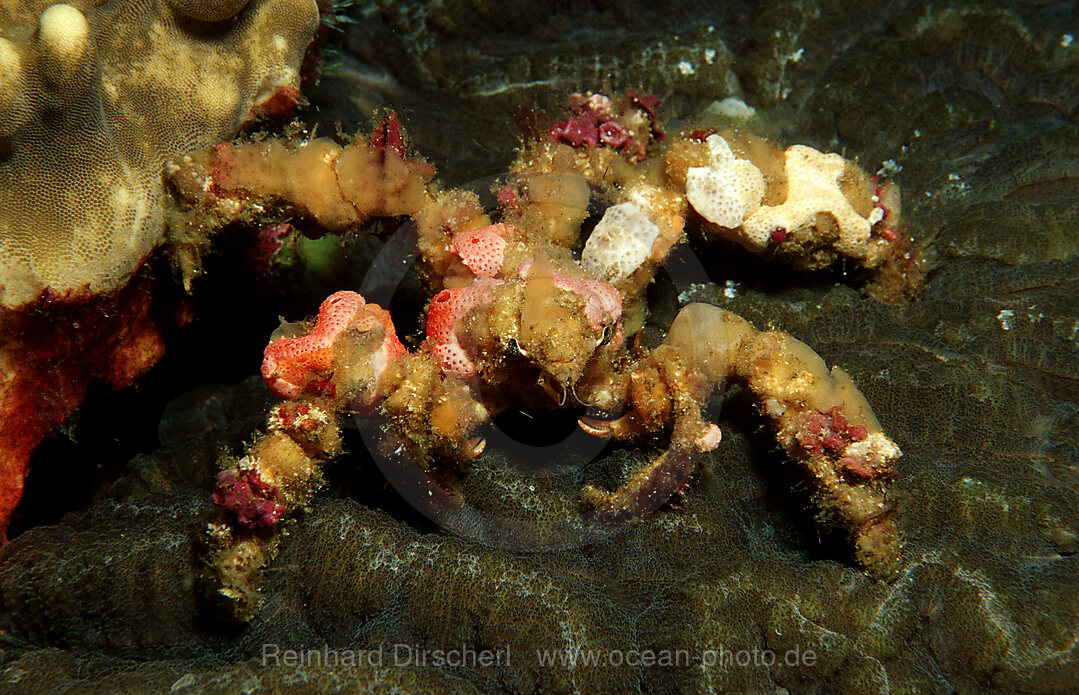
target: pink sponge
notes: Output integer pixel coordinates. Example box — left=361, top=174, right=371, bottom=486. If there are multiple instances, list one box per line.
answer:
left=213, top=469, right=285, bottom=531
left=450, top=224, right=509, bottom=278
left=426, top=279, right=503, bottom=378
left=261, top=291, right=365, bottom=398
left=517, top=259, right=624, bottom=349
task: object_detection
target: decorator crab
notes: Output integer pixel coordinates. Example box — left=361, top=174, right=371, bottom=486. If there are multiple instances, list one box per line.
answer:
left=167, top=95, right=919, bottom=619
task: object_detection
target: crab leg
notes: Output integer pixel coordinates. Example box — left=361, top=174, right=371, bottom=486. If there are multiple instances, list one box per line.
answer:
left=583, top=445, right=696, bottom=523
left=208, top=291, right=411, bottom=618
left=581, top=303, right=903, bottom=576
left=726, top=325, right=902, bottom=576
left=678, top=303, right=902, bottom=575
left=579, top=344, right=723, bottom=521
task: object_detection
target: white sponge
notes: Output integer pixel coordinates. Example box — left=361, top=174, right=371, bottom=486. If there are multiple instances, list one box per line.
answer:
left=582, top=202, right=661, bottom=281
left=742, top=145, right=873, bottom=256
left=685, top=134, right=765, bottom=230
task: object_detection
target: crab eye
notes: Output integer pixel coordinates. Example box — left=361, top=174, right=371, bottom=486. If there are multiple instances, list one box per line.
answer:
left=598, top=325, right=613, bottom=347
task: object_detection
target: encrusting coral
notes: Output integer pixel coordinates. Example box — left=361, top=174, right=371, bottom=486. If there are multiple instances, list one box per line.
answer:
left=0, top=0, right=320, bottom=539
left=164, top=94, right=922, bottom=619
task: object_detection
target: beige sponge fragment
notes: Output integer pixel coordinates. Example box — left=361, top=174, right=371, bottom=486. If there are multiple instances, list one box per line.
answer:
left=683, top=132, right=892, bottom=271
left=742, top=145, right=876, bottom=257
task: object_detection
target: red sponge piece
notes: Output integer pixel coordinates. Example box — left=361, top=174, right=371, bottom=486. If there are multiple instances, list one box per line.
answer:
left=261, top=291, right=364, bottom=397
left=425, top=280, right=503, bottom=377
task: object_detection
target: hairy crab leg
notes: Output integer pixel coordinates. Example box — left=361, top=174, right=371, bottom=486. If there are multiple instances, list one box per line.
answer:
left=581, top=303, right=903, bottom=577
left=583, top=446, right=697, bottom=523
left=206, top=291, right=418, bottom=618
left=580, top=346, right=723, bottom=521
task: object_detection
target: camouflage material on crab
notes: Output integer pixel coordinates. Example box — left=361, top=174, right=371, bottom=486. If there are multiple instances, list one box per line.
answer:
left=245, top=286, right=903, bottom=580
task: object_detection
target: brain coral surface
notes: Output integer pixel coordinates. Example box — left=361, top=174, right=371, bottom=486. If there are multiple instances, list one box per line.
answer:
left=0, top=0, right=318, bottom=308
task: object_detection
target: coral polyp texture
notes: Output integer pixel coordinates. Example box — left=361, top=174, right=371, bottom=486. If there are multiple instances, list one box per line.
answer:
left=0, top=0, right=319, bottom=539
left=0, top=0, right=319, bottom=307
left=165, top=94, right=921, bottom=619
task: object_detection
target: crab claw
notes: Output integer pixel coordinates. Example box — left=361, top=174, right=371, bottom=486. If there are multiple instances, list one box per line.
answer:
left=578, top=416, right=613, bottom=438
left=582, top=352, right=718, bottom=522
left=578, top=412, right=646, bottom=440
left=466, top=436, right=487, bottom=459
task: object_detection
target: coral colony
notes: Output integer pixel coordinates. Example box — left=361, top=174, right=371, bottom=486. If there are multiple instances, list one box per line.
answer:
left=0, top=0, right=319, bottom=538
left=163, top=92, right=922, bottom=619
